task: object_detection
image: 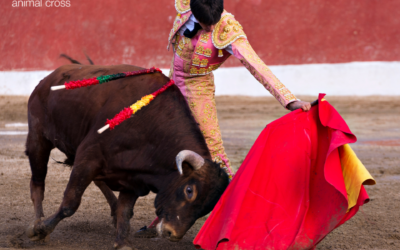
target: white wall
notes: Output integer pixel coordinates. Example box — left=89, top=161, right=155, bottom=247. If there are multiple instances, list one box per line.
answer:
left=1, top=61, right=399, bottom=96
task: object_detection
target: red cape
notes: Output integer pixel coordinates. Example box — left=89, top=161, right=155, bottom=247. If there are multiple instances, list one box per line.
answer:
left=194, top=94, right=373, bottom=250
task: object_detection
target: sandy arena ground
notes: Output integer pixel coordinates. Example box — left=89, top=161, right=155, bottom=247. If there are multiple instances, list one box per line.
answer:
left=0, top=95, right=399, bottom=250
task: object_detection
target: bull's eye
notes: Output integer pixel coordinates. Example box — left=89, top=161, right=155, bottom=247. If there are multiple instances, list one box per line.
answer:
left=186, top=186, right=193, bottom=199
left=184, top=185, right=197, bottom=201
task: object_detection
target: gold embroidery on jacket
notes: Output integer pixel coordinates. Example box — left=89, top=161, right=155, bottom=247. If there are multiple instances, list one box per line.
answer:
left=204, top=48, right=212, bottom=57
left=192, top=56, right=200, bottom=66
left=175, top=0, right=191, bottom=14
left=274, top=82, right=284, bottom=90
left=200, top=33, right=210, bottom=43
left=178, top=39, right=185, bottom=50
left=200, top=59, right=208, bottom=68
left=195, top=45, right=204, bottom=55
left=176, top=49, right=183, bottom=57
left=212, top=13, right=247, bottom=49
left=279, top=88, right=291, bottom=96
left=190, top=67, right=199, bottom=75
left=207, top=63, right=222, bottom=72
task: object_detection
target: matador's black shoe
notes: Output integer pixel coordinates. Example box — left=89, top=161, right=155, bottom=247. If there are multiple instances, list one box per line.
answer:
left=133, top=226, right=158, bottom=238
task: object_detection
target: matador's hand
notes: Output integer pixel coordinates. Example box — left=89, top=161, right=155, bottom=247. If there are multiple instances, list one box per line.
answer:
left=287, top=101, right=312, bottom=112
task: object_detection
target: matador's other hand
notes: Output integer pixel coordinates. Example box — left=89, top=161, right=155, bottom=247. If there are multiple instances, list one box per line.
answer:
left=287, top=101, right=312, bottom=112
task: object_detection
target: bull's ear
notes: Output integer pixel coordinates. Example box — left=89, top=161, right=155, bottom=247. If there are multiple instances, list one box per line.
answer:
left=176, top=150, right=205, bottom=175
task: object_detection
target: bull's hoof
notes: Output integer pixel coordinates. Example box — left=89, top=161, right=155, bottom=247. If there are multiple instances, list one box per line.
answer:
left=26, top=220, right=48, bottom=242
left=133, top=226, right=158, bottom=238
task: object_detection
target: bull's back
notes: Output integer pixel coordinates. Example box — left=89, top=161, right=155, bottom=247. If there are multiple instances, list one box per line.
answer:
left=28, top=64, right=171, bottom=155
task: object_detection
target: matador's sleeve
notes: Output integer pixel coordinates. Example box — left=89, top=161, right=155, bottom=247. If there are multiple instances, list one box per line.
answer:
left=231, top=38, right=297, bottom=108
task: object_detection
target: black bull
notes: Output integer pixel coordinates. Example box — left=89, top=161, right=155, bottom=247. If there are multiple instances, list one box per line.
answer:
left=25, top=64, right=229, bottom=249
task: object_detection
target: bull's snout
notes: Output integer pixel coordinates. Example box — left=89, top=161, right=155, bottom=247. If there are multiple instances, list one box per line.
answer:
left=157, top=219, right=183, bottom=242
left=162, top=229, right=181, bottom=242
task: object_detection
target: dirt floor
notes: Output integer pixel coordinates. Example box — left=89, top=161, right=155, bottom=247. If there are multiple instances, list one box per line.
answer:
left=0, top=95, right=399, bottom=250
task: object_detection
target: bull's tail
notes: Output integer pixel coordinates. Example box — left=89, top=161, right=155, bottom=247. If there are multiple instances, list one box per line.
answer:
left=50, top=156, right=75, bottom=167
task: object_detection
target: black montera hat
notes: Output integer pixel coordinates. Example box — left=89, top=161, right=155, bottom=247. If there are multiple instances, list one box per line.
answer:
left=190, top=0, right=224, bottom=26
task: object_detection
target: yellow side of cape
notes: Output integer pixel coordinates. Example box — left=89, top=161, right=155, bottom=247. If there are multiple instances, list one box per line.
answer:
left=339, top=144, right=376, bottom=211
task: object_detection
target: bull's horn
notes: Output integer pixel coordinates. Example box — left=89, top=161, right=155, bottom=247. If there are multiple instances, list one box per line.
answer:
left=175, top=150, right=205, bottom=175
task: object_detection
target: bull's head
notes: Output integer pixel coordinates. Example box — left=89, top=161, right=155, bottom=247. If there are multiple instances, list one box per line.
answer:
left=154, top=150, right=229, bottom=241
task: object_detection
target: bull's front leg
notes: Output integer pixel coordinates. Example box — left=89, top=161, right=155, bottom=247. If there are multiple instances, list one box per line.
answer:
left=113, top=191, right=138, bottom=250
left=26, top=162, right=99, bottom=241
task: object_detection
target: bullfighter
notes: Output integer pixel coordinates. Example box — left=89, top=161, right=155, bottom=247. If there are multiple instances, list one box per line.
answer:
left=167, top=0, right=311, bottom=178
left=135, top=0, right=311, bottom=237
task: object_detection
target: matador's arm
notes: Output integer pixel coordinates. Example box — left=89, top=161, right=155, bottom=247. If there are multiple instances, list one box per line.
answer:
left=230, top=38, right=297, bottom=108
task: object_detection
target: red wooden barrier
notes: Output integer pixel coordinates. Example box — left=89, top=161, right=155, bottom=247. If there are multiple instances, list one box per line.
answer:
left=1, top=0, right=399, bottom=71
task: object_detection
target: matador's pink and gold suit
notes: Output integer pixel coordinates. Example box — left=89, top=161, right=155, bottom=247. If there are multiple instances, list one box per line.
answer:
left=168, top=0, right=297, bottom=178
